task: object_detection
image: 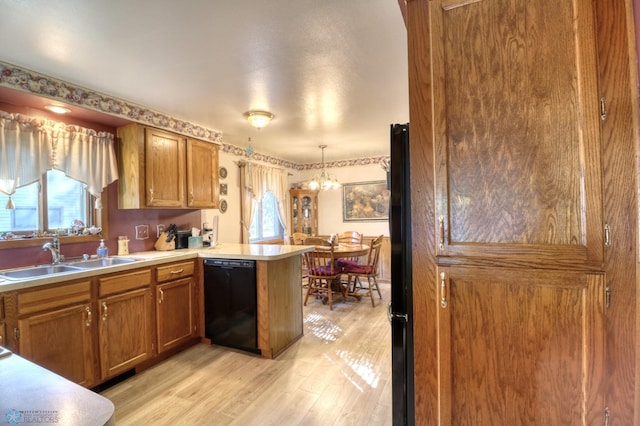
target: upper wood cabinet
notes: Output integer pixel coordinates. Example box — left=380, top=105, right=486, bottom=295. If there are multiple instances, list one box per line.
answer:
left=117, top=124, right=219, bottom=209
left=186, top=138, right=219, bottom=208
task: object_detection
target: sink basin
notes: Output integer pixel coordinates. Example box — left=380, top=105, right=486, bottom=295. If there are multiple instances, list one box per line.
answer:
left=69, top=257, right=139, bottom=269
left=0, top=264, right=83, bottom=280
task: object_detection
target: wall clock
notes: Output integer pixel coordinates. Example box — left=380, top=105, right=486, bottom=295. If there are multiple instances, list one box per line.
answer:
left=219, top=199, right=228, bottom=213
left=219, top=167, right=228, bottom=179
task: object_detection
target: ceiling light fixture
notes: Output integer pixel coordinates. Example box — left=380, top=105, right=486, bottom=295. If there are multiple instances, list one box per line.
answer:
left=308, top=145, right=340, bottom=191
left=44, top=104, right=71, bottom=114
left=243, top=110, right=274, bottom=129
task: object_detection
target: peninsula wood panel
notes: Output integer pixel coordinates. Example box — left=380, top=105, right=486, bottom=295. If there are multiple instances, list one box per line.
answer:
left=256, top=256, right=303, bottom=359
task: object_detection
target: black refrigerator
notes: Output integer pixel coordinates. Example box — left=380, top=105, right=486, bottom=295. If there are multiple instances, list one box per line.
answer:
left=389, top=123, right=414, bottom=425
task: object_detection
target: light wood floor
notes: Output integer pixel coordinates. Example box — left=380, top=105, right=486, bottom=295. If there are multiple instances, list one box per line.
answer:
left=101, top=282, right=392, bottom=425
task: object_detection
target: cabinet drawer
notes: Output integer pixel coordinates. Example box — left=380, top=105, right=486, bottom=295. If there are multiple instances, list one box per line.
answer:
left=156, top=261, right=194, bottom=282
left=17, top=281, right=91, bottom=316
left=99, top=269, right=151, bottom=297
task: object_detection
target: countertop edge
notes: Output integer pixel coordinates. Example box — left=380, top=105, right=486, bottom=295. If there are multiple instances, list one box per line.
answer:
left=0, top=244, right=312, bottom=292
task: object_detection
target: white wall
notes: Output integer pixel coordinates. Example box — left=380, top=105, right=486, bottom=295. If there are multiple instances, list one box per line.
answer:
left=290, top=163, right=389, bottom=237
left=202, top=151, right=389, bottom=244
left=200, top=150, right=243, bottom=244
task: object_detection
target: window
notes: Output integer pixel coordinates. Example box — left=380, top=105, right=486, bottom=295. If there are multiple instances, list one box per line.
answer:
left=249, top=191, right=284, bottom=243
left=0, top=169, right=94, bottom=234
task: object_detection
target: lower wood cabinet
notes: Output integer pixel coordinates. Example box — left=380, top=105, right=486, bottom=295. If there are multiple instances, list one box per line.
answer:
left=14, top=280, right=95, bottom=387
left=98, top=287, right=154, bottom=380
left=98, top=270, right=154, bottom=381
left=2, top=260, right=199, bottom=388
left=18, top=303, right=95, bottom=387
left=156, top=277, right=195, bottom=353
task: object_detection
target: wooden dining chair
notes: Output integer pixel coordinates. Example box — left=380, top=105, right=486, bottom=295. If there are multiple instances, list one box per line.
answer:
left=289, top=232, right=308, bottom=245
left=342, top=234, right=384, bottom=307
left=336, top=231, right=363, bottom=244
left=336, top=231, right=364, bottom=270
left=303, top=242, right=345, bottom=310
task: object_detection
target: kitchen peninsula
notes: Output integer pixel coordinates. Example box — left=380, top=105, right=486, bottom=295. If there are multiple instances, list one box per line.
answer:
left=0, top=243, right=312, bottom=390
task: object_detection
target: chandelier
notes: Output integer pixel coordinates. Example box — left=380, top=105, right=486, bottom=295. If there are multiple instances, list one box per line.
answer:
left=308, top=145, right=340, bottom=190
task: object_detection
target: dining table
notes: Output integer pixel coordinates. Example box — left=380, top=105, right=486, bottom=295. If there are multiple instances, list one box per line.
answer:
left=310, top=242, right=370, bottom=302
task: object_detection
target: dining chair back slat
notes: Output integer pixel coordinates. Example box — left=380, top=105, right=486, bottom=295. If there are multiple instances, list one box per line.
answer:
left=342, top=234, right=384, bottom=307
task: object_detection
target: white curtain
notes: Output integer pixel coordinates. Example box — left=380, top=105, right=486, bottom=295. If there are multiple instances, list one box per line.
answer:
left=239, top=161, right=290, bottom=243
left=0, top=111, right=118, bottom=206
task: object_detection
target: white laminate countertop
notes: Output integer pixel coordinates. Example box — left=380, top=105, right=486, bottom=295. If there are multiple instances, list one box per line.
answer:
left=0, top=350, right=115, bottom=426
left=0, top=243, right=312, bottom=292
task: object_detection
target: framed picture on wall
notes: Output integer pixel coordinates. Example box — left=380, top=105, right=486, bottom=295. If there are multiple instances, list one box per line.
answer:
left=342, top=180, right=390, bottom=221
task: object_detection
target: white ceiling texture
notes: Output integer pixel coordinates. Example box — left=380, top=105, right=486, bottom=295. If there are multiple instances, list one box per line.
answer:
left=0, top=0, right=408, bottom=165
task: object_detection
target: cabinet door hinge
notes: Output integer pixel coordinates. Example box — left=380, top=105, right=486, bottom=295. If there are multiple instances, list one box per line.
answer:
left=13, top=327, right=19, bottom=340
left=606, top=286, right=612, bottom=309
left=604, top=406, right=610, bottom=426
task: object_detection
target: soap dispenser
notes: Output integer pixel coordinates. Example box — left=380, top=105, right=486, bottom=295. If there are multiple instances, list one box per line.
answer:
left=97, top=239, right=108, bottom=258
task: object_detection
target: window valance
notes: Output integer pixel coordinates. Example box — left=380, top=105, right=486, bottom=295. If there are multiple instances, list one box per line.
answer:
left=0, top=110, right=118, bottom=206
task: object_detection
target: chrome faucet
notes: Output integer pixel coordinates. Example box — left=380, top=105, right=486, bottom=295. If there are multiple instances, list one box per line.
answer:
left=42, top=234, right=63, bottom=264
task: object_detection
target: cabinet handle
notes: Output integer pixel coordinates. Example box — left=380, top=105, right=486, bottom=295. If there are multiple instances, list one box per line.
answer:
left=188, top=191, right=194, bottom=206
left=439, top=216, right=445, bottom=249
left=170, top=269, right=184, bottom=275
left=148, top=188, right=154, bottom=204
left=158, top=288, right=164, bottom=304
left=102, top=302, right=108, bottom=321
left=85, top=306, right=92, bottom=326
left=440, top=272, right=448, bottom=308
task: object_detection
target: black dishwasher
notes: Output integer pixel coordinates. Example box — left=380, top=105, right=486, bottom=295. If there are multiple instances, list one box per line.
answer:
left=203, top=258, right=259, bottom=354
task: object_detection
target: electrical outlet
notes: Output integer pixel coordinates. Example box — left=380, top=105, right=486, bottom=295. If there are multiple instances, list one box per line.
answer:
left=135, top=224, right=149, bottom=240
left=157, top=224, right=165, bottom=238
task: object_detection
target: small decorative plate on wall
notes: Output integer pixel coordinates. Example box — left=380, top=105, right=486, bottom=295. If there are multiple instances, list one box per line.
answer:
left=219, top=199, right=228, bottom=213
left=219, top=167, right=228, bottom=179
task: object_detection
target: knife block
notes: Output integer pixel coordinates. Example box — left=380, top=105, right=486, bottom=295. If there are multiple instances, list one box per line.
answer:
left=154, top=232, right=175, bottom=251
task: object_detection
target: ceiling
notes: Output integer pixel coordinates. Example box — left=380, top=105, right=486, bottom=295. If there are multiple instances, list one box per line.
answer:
left=0, top=0, right=408, bottom=165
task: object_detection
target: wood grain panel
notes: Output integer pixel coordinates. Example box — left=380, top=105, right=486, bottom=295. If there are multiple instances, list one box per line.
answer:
left=145, top=128, right=185, bottom=207
left=156, top=261, right=195, bottom=283
left=117, top=124, right=146, bottom=209
left=99, top=269, right=151, bottom=297
left=17, top=281, right=91, bottom=315
left=156, top=278, right=194, bottom=353
left=433, top=0, right=603, bottom=262
left=99, top=287, right=153, bottom=380
left=186, top=138, right=219, bottom=208
left=18, top=303, right=95, bottom=387
left=438, top=267, right=605, bottom=425
left=256, top=256, right=303, bottom=359
left=594, top=0, right=640, bottom=420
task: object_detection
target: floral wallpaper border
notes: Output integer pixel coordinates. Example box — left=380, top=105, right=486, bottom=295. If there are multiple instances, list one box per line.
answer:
left=0, top=60, right=389, bottom=170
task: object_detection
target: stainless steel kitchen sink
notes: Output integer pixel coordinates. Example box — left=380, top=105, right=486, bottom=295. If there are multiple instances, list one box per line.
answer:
left=68, top=257, right=139, bottom=269
left=0, top=264, right=83, bottom=280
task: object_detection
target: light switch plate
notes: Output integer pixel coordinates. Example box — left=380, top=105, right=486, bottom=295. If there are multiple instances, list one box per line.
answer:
left=135, top=224, right=149, bottom=240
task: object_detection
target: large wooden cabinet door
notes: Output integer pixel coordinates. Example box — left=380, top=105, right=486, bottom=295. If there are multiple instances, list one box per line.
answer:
left=98, top=288, right=153, bottom=380
left=407, top=0, right=608, bottom=423
left=437, top=267, right=605, bottom=424
left=18, top=304, right=95, bottom=387
left=145, top=127, right=186, bottom=207
left=432, top=0, right=603, bottom=264
left=186, top=138, right=219, bottom=208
